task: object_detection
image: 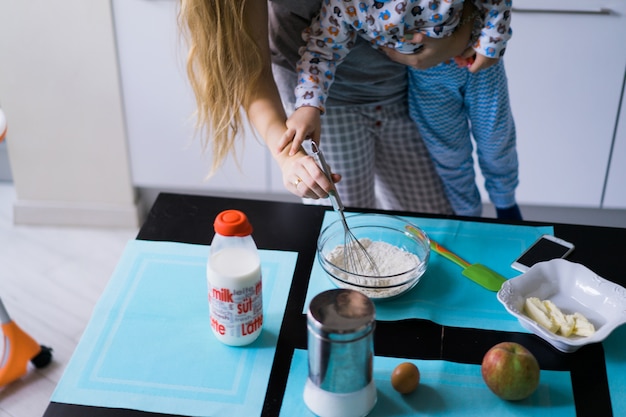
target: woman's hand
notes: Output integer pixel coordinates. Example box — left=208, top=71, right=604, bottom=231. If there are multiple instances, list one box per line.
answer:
left=381, top=31, right=469, bottom=70
left=279, top=151, right=342, bottom=199
left=465, top=53, right=499, bottom=74
left=379, top=1, right=476, bottom=69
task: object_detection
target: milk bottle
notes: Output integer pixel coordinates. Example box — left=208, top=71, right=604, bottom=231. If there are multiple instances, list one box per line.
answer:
left=207, top=210, right=262, bottom=346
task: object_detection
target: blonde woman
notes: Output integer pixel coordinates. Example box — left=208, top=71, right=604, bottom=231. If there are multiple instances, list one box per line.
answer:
left=179, top=0, right=474, bottom=213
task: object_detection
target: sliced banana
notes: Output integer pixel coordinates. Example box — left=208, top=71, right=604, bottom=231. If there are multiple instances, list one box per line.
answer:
left=543, top=299, right=575, bottom=336
left=572, top=312, right=596, bottom=337
left=524, top=297, right=559, bottom=333
left=523, top=297, right=595, bottom=338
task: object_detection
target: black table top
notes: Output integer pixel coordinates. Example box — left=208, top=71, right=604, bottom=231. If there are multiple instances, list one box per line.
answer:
left=44, top=192, right=626, bottom=417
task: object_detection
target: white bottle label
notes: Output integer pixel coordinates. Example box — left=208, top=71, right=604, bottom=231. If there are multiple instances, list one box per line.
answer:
left=207, top=247, right=263, bottom=345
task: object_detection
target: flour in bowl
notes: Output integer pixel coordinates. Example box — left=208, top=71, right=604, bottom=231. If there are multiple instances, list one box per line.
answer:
left=327, top=238, right=420, bottom=276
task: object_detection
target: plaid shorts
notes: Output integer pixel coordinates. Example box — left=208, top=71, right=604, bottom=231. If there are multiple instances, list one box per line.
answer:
left=303, top=99, right=453, bottom=214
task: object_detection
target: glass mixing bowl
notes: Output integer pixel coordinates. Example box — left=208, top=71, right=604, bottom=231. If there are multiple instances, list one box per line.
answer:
left=317, top=213, right=430, bottom=300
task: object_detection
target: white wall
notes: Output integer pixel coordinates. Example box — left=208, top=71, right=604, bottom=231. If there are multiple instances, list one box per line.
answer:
left=0, top=0, right=139, bottom=228
left=112, top=0, right=291, bottom=200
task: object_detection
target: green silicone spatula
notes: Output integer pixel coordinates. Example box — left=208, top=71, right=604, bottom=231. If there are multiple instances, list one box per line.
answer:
left=406, top=226, right=506, bottom=291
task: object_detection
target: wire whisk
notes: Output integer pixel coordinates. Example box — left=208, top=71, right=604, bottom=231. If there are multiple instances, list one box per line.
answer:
left=309, top=141, right=381, bottom=276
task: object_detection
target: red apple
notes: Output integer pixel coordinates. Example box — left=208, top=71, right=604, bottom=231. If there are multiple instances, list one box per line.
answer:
left=481, top=342, right=540, bottom=401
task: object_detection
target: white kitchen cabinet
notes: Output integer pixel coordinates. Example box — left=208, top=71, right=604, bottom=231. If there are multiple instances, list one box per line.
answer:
left=114, top=0, right=625, bottom=209
left=603, top=79, right=626, bottom=209
left=112, top=0, right=282, bottom=195
left=476, top=0, right=626, bottom=209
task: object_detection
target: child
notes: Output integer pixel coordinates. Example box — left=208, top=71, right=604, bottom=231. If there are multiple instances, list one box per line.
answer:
left=283, top=0, right=522, bottom=219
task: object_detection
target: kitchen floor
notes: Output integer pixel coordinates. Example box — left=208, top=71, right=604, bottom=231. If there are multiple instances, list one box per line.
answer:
left=0, top=182, right=137, bottom=417
left=1, top=181, right=625, bottom=417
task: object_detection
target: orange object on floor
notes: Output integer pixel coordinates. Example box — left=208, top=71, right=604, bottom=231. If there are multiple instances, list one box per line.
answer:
left=0, top=298, right=53, bottom=386
left=0, top=322, right=42, bottom=386
left=0, top=107, right=6, bottom=142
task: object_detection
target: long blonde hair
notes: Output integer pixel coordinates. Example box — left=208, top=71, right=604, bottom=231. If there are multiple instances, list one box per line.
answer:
left=178, top=0, right=262, bottom=174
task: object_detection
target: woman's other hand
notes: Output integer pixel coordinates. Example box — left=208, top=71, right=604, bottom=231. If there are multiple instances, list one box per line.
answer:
left=280, top=152, right=341, bottom=199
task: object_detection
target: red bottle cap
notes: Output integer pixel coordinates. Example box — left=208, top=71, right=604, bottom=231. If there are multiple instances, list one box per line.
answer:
left=214, top=210, right=253, bottom=237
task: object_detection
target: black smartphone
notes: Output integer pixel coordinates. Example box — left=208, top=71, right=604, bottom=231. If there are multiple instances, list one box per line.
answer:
left=511, top=234, right=575, bottom=272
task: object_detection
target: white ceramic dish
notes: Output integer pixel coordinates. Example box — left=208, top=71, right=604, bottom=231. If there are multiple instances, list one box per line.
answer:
left=497, top=259, right=626, bottom=353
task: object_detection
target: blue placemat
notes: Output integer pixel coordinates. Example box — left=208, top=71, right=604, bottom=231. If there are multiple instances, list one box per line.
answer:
left=49, top=228, right=626, bottom=416
left=305, top=213, right=553, bottom=331
left=280, top=349, right=575, bottom=416
left=51, top=240, right=297, bottom=417
left=305, top=213, right=626, bottom=415
left=604, top=324, right=626, bottom=413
